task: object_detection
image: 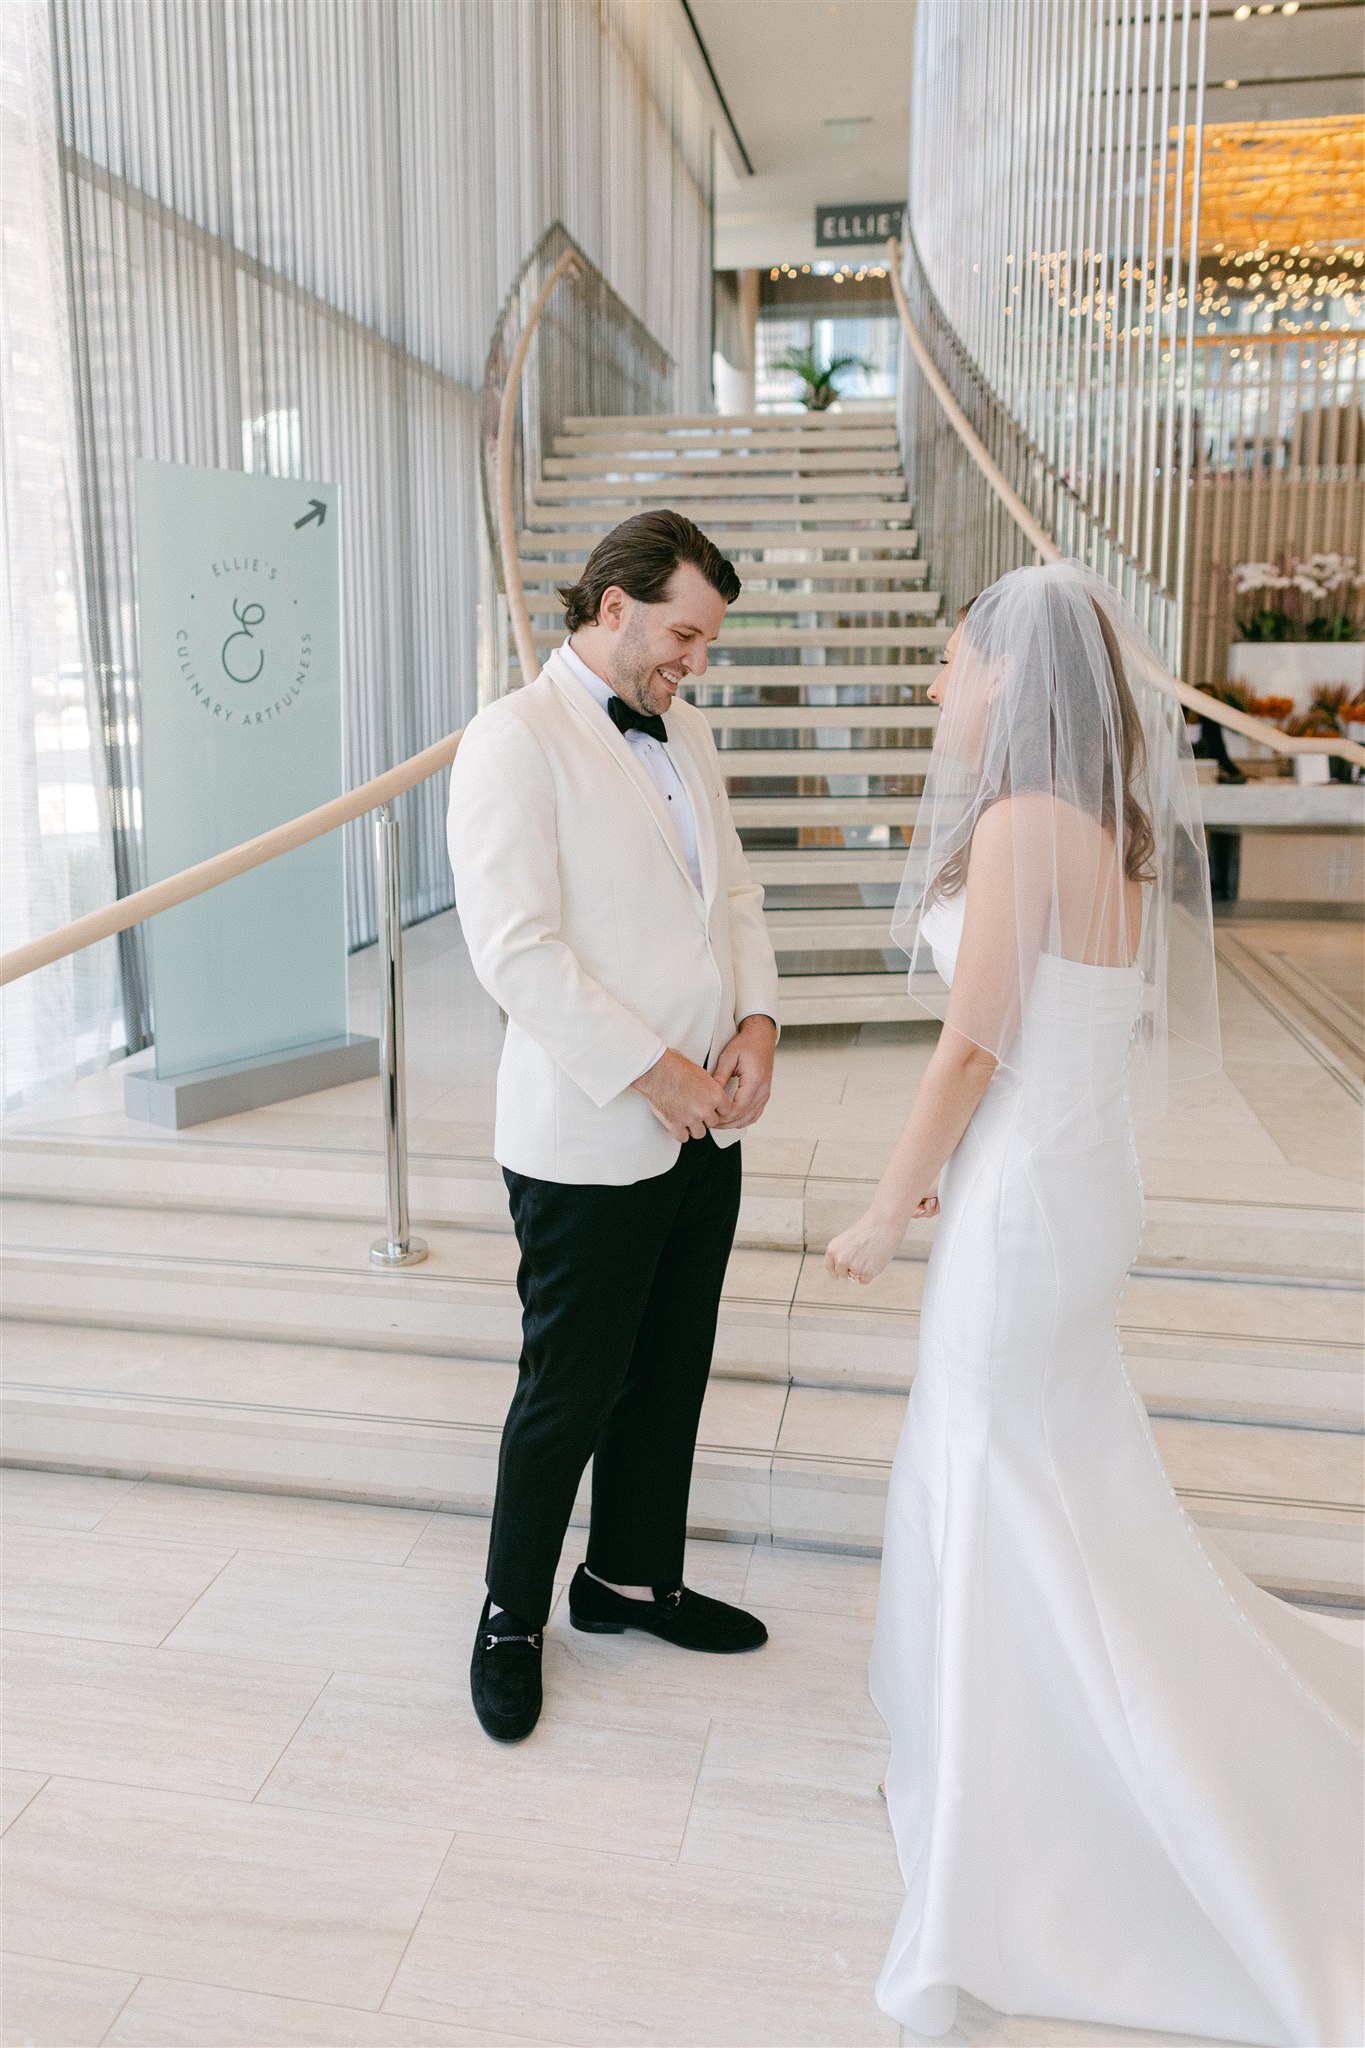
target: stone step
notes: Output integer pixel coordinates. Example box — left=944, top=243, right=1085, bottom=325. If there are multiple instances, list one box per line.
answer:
left=525, top=500, right=914, bottom=529
left=536, top=474, right=909, bottom=504
left=778, top=972, right=925, bottom=1024
left=688, top=669, right=935, bottom=696
left=21, top=1134, right=1360, bottom=1281
left=749, top=849, right=911, bottom=886
left=4, top=1195, right=1360, bottom=1418
left=3, top=1323, right=1358, bottom=1604
left=766, top=910, right=899, bottom=952
left=531, top=625, right=947, bottom=652
left=719, top=747, right=932, bottom=779
left=559, top=410, right=898, bottom=432
left=551, top=427, right=900, bottom=456
left=17, top=1131, right=1356, bottom=1281
left=706, top=705, right=938, bottom=732
left=542, top=450, right=904, bottom=478
left=730, top=796, right=921, bottom=826
left=518, top=529, right=921, bottom=555
left=526, top=587, right=934, bottom=613
left=522, top=563, right=931, bottom=588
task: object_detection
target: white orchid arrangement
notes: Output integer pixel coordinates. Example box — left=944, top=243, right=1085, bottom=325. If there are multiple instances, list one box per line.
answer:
left=1231, top=553, right=1365, bottom=642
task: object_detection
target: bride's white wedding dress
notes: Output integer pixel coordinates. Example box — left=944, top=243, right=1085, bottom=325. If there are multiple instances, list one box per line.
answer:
left=871, top=890, right=1364, bottom=2046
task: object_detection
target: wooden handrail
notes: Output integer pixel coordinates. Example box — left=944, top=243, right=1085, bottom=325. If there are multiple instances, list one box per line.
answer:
left=0, top=730, right=463, bottom=989
left=498, top=247, right=582, bottom=685
left=887, top=237, right=1365, bottom=771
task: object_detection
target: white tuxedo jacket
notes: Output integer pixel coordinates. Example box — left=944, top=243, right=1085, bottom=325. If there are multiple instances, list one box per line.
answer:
left=447, top=648, right=780, bottom=1185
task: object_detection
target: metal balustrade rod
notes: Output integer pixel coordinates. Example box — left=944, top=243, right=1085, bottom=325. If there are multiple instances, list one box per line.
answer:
left=370, top=804, right=428, bottom=1271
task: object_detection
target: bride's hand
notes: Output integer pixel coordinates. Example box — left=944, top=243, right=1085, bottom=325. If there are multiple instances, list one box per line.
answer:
left=825, top=1209, right=905, bottom=1285
left=913, top=1183, right=940, bottom=1219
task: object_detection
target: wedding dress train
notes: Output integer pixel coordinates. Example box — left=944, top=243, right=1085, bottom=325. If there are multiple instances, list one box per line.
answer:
left=871, top=893, right=1364, bottom=2046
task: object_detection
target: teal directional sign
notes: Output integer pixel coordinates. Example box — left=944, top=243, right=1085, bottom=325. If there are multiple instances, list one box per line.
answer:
left=135, top=461, right=346, bottom=1079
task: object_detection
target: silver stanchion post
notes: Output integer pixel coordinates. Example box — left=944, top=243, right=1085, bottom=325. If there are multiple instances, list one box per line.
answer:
left=370, top=803, right=428, bottom=1269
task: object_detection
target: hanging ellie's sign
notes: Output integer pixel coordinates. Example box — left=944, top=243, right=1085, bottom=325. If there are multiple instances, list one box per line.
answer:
left=814, top=202, right=904, bottom=251
left=135, top=460, right=347, bottom=1082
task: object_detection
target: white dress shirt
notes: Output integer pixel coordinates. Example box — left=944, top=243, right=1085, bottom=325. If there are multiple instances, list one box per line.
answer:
left=559, top=638, right=703, bottom=895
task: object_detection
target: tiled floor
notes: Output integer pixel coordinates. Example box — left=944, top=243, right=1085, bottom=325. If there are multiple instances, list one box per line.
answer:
left=4, top=1468, right=1236, bottom=2048
left=3, top=914, right=1361, bottom=2044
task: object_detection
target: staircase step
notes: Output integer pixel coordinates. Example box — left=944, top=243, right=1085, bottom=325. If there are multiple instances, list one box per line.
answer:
left=551, top=428, right=900, bottom=456
left=510, top=666, right=938, bottom=694
left=535, top=473, right=909, bottom=504
left=526, top=587, right=934, bottom=613
left=719, top=748, right=932, bottom=778
left=532, top=626, right=946, bottom=652
left=559, top=410, right=898, bottom=432
left=778, top=972, right=925, bottom=1024
left=766, top=910, right=898, bottom=951
left=522, top=563, right=930, bottom=588
left=6, top=1195, right=1360, bottom=1412
left=543, top=450, right=904, bottom=478
left=6, top=1136, right=1360, bottom=1284
left=731, top=796, right=921, bottom=826
left=706, top=705, right=937, bottom=732
left=749, top=849, right=912, bottom=886
left=525, top=500, right=914, bottom=528
left=518, top=530, right=921, bottom=555
left=7, top=1325, right=1355, bottom=1598
left=689, top=669, right=936, bottom=695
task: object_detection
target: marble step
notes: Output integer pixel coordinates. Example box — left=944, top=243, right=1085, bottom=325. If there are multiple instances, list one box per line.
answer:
left=551, top=427, right=900, bottom=455
left=778, top=972, right=926, bottom=1024
left=719, top=748, right=933, bottom=779
left=706, top=706, right=938, bottom=732
left=518, top=529, right=921, bottom=555
left=767, top=910, right=900, bottom=953
left=526, top=587, right=934, bottom=613
left=730, top=795, right=921, bottom=826
left=4, top=1197, right=1360, bottom=1425
left=522, top=564, right=930, bottom=588
left=689, top=670, right=936, bottom=698
left=525, top=500, right=914, bottom=529
left=542, top=450, right=903, bottom=477
left=535, top=475, right=909, bottom=505
left=748, top=849, right=911, bottom=886
left=8, top=1133, right=1357, bottom=1283
left=3, top=1323, right=1359, bottom=1605
left=559, top=410, right=898, bottom=432
left=531, top=625, right=946, bottom=652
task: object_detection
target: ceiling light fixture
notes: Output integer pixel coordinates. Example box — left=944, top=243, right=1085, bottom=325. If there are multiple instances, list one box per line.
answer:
left=1233, top=3, right=1250, bottom=15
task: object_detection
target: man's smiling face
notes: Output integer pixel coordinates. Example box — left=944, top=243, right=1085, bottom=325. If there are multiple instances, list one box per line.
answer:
left=601, top=562, right=728, bottom=716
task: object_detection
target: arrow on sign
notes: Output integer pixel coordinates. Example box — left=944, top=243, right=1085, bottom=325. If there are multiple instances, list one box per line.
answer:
left=295, top=498, right=327, bottom=530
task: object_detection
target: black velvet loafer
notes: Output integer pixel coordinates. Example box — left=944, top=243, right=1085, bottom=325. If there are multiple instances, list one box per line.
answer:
left=567, top=1564, right=767, bottom=1653
left=470, top=1594, right=544, bottom=1741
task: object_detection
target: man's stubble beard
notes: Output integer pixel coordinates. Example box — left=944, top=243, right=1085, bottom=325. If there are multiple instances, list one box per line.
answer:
left=606, top=609, right=669, bottom=716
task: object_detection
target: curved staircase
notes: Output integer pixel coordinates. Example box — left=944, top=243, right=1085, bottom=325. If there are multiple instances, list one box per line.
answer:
left=514, top=407, right=948, bottom=1025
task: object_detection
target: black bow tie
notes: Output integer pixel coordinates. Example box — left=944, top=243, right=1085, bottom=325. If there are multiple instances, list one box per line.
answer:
left=607, top=694, right=668, bottom=745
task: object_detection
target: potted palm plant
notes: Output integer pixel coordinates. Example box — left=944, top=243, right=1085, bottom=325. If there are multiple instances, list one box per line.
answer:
left=770, top=342, right=872, bottom=411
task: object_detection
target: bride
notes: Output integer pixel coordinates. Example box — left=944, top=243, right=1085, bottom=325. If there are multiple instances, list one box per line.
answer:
left=826, top=562, right=1363, bottom=2046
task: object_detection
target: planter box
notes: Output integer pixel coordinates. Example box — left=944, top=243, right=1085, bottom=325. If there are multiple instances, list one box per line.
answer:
left=1224, top=643, right=1364, bottom=766
left=1228, top=641, right=1365, bottom=714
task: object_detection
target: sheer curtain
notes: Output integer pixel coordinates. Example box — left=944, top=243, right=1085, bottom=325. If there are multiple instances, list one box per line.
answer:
left=6, top=0, right=714, bottom=1096
left=1, top=0, right=120, bottom=1106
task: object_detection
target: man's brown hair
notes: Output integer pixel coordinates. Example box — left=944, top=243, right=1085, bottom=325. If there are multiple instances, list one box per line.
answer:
left=559, top=509, right=741, bottom=632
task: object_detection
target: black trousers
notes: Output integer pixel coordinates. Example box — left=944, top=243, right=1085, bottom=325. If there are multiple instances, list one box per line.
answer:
left=487, top=1133, right=743, bottom=1628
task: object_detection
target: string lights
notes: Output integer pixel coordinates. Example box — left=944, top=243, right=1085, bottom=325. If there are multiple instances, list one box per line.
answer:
left=767, top=262, right=890, bottom=283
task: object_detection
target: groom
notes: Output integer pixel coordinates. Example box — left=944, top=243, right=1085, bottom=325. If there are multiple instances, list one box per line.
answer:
left=447, top=509, right=780, bottom=1742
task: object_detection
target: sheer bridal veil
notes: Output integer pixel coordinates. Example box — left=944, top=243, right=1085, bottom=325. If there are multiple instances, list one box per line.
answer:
left=891, top=560, right=1221, bottom=1120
